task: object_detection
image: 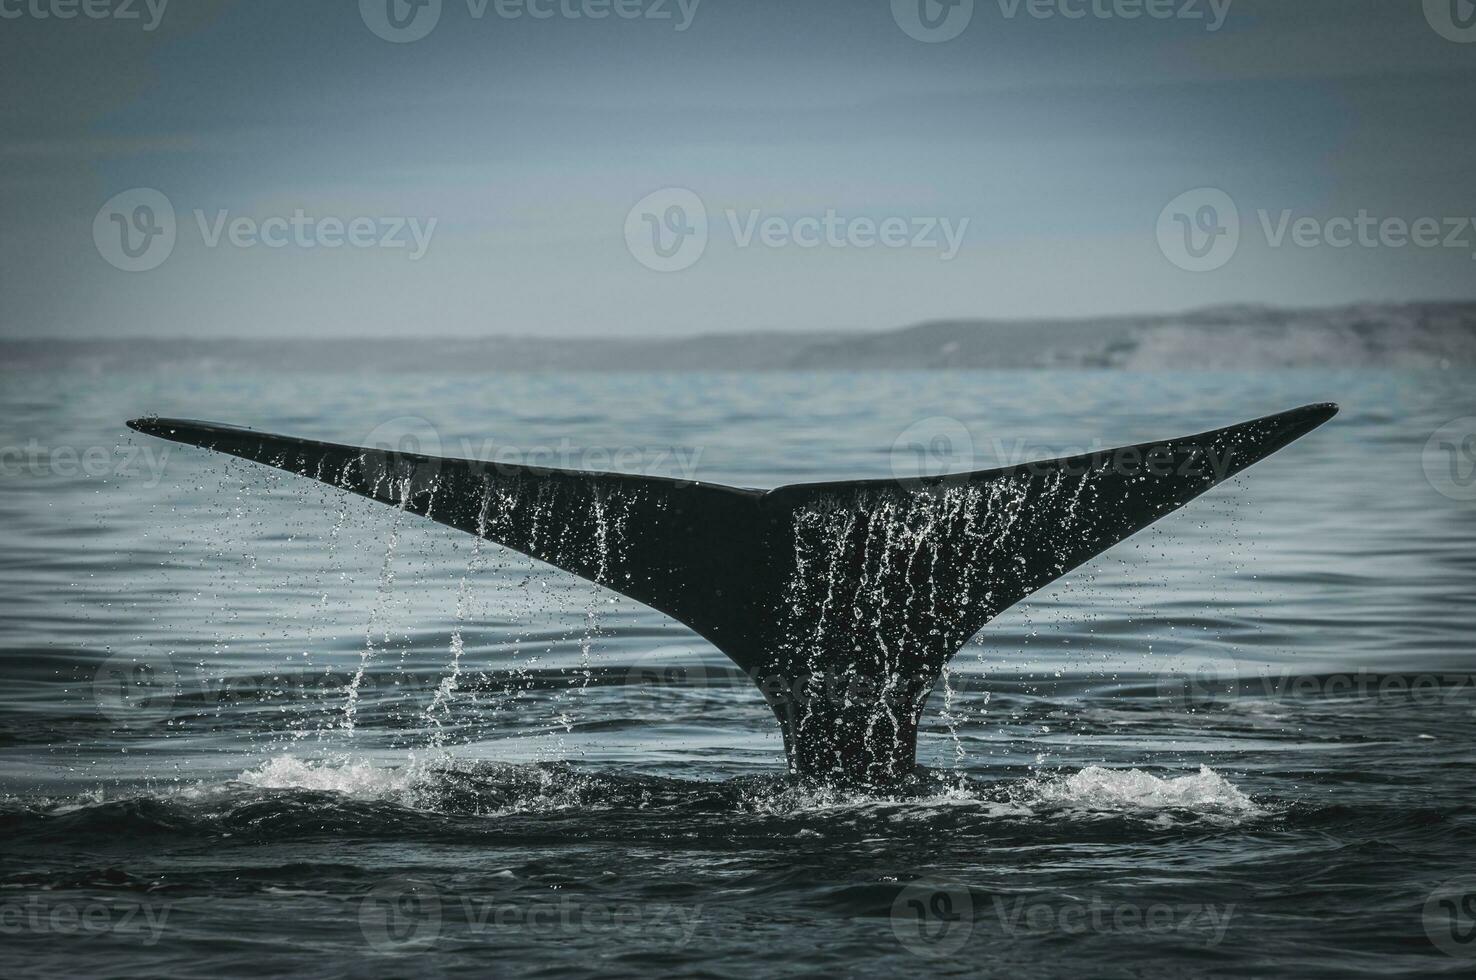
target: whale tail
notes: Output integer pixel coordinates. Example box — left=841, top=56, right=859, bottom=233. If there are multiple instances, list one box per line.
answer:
left=128, top=403, right=1336, bottom=784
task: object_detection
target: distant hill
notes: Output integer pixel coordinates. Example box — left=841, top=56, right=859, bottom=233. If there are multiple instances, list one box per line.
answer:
left=5, top=302, right=1473, bottom=372
left=788, top=303, right=1476, bottom=370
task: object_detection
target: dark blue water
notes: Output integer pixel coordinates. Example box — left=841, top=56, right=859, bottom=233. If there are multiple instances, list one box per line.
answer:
left=2, top=369, right=1474, bottom=978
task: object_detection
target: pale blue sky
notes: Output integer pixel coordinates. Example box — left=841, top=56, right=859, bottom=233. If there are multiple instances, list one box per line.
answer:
left=1, top=0, right=1473, bottom=337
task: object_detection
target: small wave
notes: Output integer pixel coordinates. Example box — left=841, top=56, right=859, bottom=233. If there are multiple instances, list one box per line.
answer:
left=727, top=764, right=1261, bottom=826
left=3, top=756, right=1265, bottom=847
left=236, top=753, right=700, bottom=817
left=235, top=755, right=1263, bottom=826
left=1024, top=765, right=1262, bottom=822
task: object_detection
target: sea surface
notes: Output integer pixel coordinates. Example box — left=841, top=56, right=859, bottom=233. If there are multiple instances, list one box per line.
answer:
left=1, top=369, right=1473, bottom=978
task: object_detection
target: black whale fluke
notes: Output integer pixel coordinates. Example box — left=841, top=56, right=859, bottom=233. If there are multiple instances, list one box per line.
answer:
left=127, top=403, right=1337, bottom=785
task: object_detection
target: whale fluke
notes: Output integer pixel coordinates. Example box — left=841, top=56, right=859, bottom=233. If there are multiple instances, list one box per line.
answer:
left=128, top=403, right=1336, bottom=784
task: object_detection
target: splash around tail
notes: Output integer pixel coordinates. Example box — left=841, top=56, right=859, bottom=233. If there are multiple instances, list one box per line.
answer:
left=128, top=403, right=1337, bottom=785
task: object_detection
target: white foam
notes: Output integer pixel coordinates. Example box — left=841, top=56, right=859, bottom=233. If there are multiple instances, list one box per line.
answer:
left=237, top=754, right=419, bottom=799
left=227, top=754, right=1261, bottom=824
left=232, top=753, right=601, bottom=816
left=1029, top=764, right=1261, bottom=817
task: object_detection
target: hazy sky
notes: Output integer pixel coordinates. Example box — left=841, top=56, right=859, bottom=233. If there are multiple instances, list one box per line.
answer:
left=2, top=0, right=1473, bottom=338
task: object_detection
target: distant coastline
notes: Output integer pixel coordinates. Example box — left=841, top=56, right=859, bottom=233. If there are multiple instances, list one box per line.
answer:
left=5, top=302, right=1473, bottom=371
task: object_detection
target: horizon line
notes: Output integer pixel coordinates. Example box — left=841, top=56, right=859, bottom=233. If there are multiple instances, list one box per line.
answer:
left=5, top=298, right=1474, bottom=344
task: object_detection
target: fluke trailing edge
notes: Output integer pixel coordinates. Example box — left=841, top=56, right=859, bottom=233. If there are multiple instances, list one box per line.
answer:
left=127, top=404, right=1337, bottom=784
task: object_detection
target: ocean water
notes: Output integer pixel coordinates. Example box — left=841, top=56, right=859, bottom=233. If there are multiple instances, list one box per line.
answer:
left=1, top=368, right=1474, bottom=978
